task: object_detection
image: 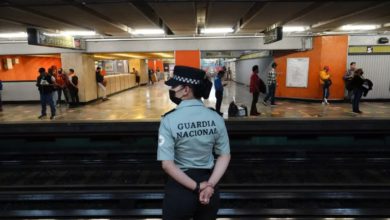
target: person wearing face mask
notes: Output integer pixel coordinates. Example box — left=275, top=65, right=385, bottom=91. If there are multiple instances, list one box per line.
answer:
left=158, top=65, right=231, bottom=220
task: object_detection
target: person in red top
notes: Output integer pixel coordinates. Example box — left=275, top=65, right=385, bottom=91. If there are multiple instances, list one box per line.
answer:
left=55, top=68, right=67, bottom=105
left=249, top=65, right=261, bottom=116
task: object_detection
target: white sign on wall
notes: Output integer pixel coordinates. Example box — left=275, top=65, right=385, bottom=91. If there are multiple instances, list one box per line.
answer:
left=286, top=57, right=309, bottom=88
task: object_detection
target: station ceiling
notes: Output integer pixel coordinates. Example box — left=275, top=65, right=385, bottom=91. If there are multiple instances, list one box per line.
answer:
left=0, top=0, right=389, bottom=37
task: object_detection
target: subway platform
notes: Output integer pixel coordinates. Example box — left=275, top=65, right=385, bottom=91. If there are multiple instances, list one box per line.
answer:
left=0, top=81, right=389, bottom=219
left=0, top=81, right=389, bottom=122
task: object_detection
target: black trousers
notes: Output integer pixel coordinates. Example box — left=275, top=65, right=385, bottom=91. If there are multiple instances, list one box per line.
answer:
left=264, top=83, right=276, bottom=104
left=352, top=88, right=363, bottom=112
left=163, top=169, right=220, bottom=220
left=250, top=92, right=259, bottom=114
left=69, top=88, right=79, bottom=106
left=215, top=90, right=223, bottom=114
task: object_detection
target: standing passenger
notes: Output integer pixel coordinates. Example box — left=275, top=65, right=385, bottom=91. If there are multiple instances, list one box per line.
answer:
left=132, top=68, right=140, bottom=86
left=36, top=67, right=56, bottom=119
left=55, top=68, right=66, bottom=106
left=158, top=65, right=231, bottom=220
left=68, top=69, right=79, bottom=107
left=214, top=70, right=225, bottom=116
left=343, top=62, right=356, bottom=102
left=319, top=66, right=331, bottom=105
left=263, top=62, right=278, bottom=106
left=226, top=67, right=232, bottom=81
left=249, top=65, right=261, bottom=116
left=351, top=68, right=365, bottom=114
left=96, top=67, right=108, bottom=101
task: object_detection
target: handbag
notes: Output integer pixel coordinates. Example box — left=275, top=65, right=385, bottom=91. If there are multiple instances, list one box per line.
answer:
left=324, top=79, right=332, bottom=87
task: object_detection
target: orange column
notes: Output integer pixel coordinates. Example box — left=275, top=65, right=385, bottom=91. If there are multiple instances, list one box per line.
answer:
left=274, top=35, right=348, bottom=100
left=175, top=50, right=200, bottom=68
left=148, top=60, right=156, bottom=72
left=155, top=60, right=164, bottom=72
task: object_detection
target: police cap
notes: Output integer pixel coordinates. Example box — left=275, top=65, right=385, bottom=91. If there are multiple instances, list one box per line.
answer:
left=165, top=65, right=205, bottom=87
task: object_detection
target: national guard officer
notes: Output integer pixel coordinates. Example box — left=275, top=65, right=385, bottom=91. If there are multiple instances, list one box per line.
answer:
left=158, top=65, right=231, bottom=220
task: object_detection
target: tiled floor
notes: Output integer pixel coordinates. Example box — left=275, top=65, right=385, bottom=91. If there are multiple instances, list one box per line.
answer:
left=0, top=81, right=389, bottom=122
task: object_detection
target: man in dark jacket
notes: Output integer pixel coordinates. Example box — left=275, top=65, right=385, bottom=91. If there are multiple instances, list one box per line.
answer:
left=249, top=65, right=261, bottom=116
left=344, top=62, right=356, bottom=101
left=36, top=67, right=56, bottom=119
left=350, top=68, right=365, bottom=114
left=68, top=69, right=79, bottom=107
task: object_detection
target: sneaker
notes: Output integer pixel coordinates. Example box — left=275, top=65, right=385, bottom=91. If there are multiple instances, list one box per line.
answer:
left=322, top=101, right=326, bottom=105
left=38, top=115, right=47, bottom=119
left=324, top=98, right=330, bottom=105
left=262, top=100, right=268, bottom=106
left=50, top=115, right=56, bottom=120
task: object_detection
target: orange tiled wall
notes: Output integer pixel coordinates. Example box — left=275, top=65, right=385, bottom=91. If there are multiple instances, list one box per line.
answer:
left=175, top=50, right=200, bottom=68
left=274, top=36, right=348, bottom=100
left=148, top=59, right=164, bottom=72
left=0, top=55, right=62, bottom=81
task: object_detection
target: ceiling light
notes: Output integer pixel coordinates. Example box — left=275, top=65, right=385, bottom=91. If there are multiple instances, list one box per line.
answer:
left=340, top=25, right=379, bottom=31
left=151, top=52, right=174, bottom=58
left=43, top=31, right=96, bottom=37
left=201, top=28, right=234, bottom=34
left=111, top=53, right=145, bottom=59
left=93, top=55, right=115, bottom=60
left=130, top=29, right=165, bottom=35
left=62, top=31, right=96, bottom=36
left=0, top=32, right=27, bottom=38
left=283, top=26, right=309, bottom=32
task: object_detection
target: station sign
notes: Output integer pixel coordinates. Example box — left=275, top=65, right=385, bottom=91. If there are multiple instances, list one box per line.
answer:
left=349, top=45, right=390, bottom=54
left=27, top=28, right=86, bottom=50
left=264, top=26, right=283, bottom=44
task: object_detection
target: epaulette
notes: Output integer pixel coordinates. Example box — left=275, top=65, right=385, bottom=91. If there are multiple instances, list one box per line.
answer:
left=208, top=107, right=223, bottom=117
left=162, top=108, right=176, bottom=117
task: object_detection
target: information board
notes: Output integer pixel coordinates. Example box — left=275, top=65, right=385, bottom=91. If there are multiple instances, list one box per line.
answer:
left=27, top=28, right=85, bottom=50
left=286, top=57, right=309, bottom=88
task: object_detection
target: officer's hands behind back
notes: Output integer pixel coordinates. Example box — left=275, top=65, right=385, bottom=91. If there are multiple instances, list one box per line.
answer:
left=199, top=181, right=214, bottom=205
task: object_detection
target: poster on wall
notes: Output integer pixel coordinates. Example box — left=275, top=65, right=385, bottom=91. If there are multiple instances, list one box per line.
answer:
left=286, top=57, right=309, bottom=88
left=104, top=61, right=115, bottom=72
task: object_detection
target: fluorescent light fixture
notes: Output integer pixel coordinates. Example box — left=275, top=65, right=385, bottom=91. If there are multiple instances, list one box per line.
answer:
left=340, top=25, right=379, bottom=31
left=111, top=53, right=145, bottom=59
left=43, top=31, right=96, bottom=37
left=283, top=26, right=309, bottom=32
left=201, top=28, right=234, bottom=34
left=62, top=31, right=96, bottom=36
left=93, top=55, right=116, bottom=60
left=0, top=32, right=27, bottom=38
left=151, top=52, right=174, bottom=58
left=130, top=29, right=165, bottom=35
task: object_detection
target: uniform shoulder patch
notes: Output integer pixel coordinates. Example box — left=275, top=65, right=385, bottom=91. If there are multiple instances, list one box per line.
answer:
left=162, top=108, right=176, bottom=117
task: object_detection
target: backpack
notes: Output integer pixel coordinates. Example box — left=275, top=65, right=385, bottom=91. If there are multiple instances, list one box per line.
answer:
left=259, top=78, right=266, bottom=93
left=228, top=101, right=239, bottom=117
